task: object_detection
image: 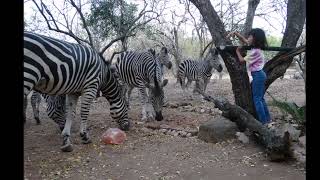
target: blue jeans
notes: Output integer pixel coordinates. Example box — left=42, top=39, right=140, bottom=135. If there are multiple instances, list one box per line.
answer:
left=251, top=70, right=271, bottom=124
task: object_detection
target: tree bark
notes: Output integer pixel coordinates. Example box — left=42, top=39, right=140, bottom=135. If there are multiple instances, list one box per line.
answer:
left=242, top=0, right=260, bottom=35
left=201, top=93, right=292, bottom=161
left=172, top=27, right=183, bottom=72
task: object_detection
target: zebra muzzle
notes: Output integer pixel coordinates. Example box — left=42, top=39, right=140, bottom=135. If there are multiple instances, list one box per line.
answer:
left=155, top=112, right=163, bottom=121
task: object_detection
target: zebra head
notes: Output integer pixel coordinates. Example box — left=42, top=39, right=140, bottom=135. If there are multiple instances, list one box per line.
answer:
left=206, top=48, right=223, bottom=72
left=156, top=47, right=172, bottom=70
left=145, top=62, right=168, bottom=121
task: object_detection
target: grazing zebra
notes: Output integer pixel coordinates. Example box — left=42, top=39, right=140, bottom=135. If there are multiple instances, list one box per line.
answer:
left=24, top=32, right=130, bottom=152
left=29, top=91, right=66, bottom=131
left=177, top=48, right=223, bottom=94
left=114, top=48, right=169, bottom=121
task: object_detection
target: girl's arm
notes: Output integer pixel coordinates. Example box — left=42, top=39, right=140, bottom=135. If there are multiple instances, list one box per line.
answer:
left=227, top=32, right=249, bottom=45
left=236, top=47, right=246, bottom=63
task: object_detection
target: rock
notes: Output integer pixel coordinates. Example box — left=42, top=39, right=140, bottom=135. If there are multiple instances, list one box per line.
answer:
left=277, top=123, right=301, bottom=142
left=200, top=109, right=205, bottom=113
left=186, top=133, right=192, bottom=137
left=168, top=103, right=178, bottom=108
left=160, top=124, right=170, bottom=129
left=141, top=127, right=151, bottom=133
left=298, top=136, right=306, bottom=148
left=236, top=132, right=249, bottom=144
left=291, top=143, right=306, bottom=164
left=159, top=129, right=167, bottom=133
left=180, top=131, right=187, bottom=137
left=173, top=132, right=179, bottom=136
left=197, top=117, right=239, bottom=143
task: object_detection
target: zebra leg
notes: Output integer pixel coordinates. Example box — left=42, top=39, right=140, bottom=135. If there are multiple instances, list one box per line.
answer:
left=79, top=89, right=97, bottom=144
left=203, top=78, right=210, bottom=93
left=138, top=87, right=149, bottom=121
left=23, top=95, right=28, bottom=124
left=185, top=78, right=192, bottom=90
left=193, top=80, right=200, bottom=94
left=31, top=92, right=41, bottom=125
left=61, top=94, right=78, bottom=152
left=126, top=86, right=134, bottom=110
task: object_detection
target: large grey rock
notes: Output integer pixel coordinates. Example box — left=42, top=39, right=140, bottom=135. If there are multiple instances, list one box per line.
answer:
left=275, top=123, right=301, bottom=142
left=198, top=117, right=239, bottom=143
left=236, top=132, right=249, bottom=144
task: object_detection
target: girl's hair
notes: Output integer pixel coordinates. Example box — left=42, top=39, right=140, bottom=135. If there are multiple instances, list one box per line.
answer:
left=248, top=28, right=268, bottom=49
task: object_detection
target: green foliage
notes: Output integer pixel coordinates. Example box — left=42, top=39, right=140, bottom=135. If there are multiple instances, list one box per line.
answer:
left=87, top=0, right=138, bottom=39
left=264, top=35, right=282, bottom=61
left=267, top=92, right=305, bottom=125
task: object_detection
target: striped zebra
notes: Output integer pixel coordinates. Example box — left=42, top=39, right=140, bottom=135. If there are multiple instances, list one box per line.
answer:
left=114, top=48, right=169, bottom=121
left=24, top=32, right=130, bottom=152
left=177, top=48, right=223, bottom=94
left=29, top=91, right=66, bottom=131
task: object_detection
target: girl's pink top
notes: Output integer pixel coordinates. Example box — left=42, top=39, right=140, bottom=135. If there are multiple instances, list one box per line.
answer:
left=244, top=48, right=265, bottom=72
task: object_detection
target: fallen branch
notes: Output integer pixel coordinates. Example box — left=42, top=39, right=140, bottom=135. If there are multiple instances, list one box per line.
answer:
left=199, top=92, right=292, bottom=161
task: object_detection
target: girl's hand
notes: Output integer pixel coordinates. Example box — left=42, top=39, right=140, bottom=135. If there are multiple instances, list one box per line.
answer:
left=226, top=32, right=235, bottom=39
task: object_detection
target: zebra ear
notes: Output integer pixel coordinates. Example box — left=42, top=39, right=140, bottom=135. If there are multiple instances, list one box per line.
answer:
left=161, top=79, right=168, bottom=87
left=161, top=47, right=168, bottom=54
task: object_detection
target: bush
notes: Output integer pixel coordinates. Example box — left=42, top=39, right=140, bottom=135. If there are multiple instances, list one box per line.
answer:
left=267, top=92, right=305, bottom=125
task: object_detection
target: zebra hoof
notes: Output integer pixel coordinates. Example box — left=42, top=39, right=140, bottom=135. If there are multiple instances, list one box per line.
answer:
left=119, top=121, right=130, bottom=131
left=82, top=139, right=92, bottom=144
left=80, top=132, right=92, bottom=144
left=61, top=144, right=73, bottom=152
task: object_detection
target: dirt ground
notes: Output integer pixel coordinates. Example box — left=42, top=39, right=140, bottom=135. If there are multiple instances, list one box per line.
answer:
left=24, top=76, right=306, bottom=180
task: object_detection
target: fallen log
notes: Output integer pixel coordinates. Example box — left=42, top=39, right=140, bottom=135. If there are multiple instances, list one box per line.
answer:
left=200, top=93, right=292, bottom=161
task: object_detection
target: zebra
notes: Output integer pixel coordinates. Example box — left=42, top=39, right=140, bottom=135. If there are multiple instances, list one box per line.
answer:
left=114, top=47, right=169, bottom=121
left=177, top=48, right=223, bottom=94
left=29, top=90, right=66, bottom=131
left=24, top=32, right=130, bottom=152
left=120, top=47, right=172, bottom=109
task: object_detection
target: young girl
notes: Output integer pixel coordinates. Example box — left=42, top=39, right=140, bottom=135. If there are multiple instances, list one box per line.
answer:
left=227, top=28, right=271, bottom=125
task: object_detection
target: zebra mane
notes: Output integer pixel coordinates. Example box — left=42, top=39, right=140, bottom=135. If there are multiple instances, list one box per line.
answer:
left=152, top=59, right=162, bottom=95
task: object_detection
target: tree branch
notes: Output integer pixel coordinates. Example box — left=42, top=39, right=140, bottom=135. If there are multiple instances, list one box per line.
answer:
left=68, top=0, right=93, bottom=47
left=99, top=33, right=136, bottom=56
left=32, top=0, right=90, bottom=45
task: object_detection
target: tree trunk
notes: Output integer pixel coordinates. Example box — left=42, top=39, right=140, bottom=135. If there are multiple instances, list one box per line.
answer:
left=172, top=27, right=182, bottom=74
left=242, top=0, right=260, bottom=35
left=264, top=0, right=306, bottom=91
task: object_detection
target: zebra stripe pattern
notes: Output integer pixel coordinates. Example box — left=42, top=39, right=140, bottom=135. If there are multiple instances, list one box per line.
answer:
left=148, top=47, right=172, bottom=77
left=30, top=91, right=66, bottom=131
left=24, top=32, right=130, bottom=152
left=177, top=48, right=223, bottom=94
left=115, top=48, right=169, bottom=121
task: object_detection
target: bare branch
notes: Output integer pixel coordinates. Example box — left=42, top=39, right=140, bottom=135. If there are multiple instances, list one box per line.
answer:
left=31, top=0, right=91, bottom=45
left=109, top=50, right=125, bottom=62
left=99, top=33, right=136, bottom=55
left=68, top=0, right=93, bottom=47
